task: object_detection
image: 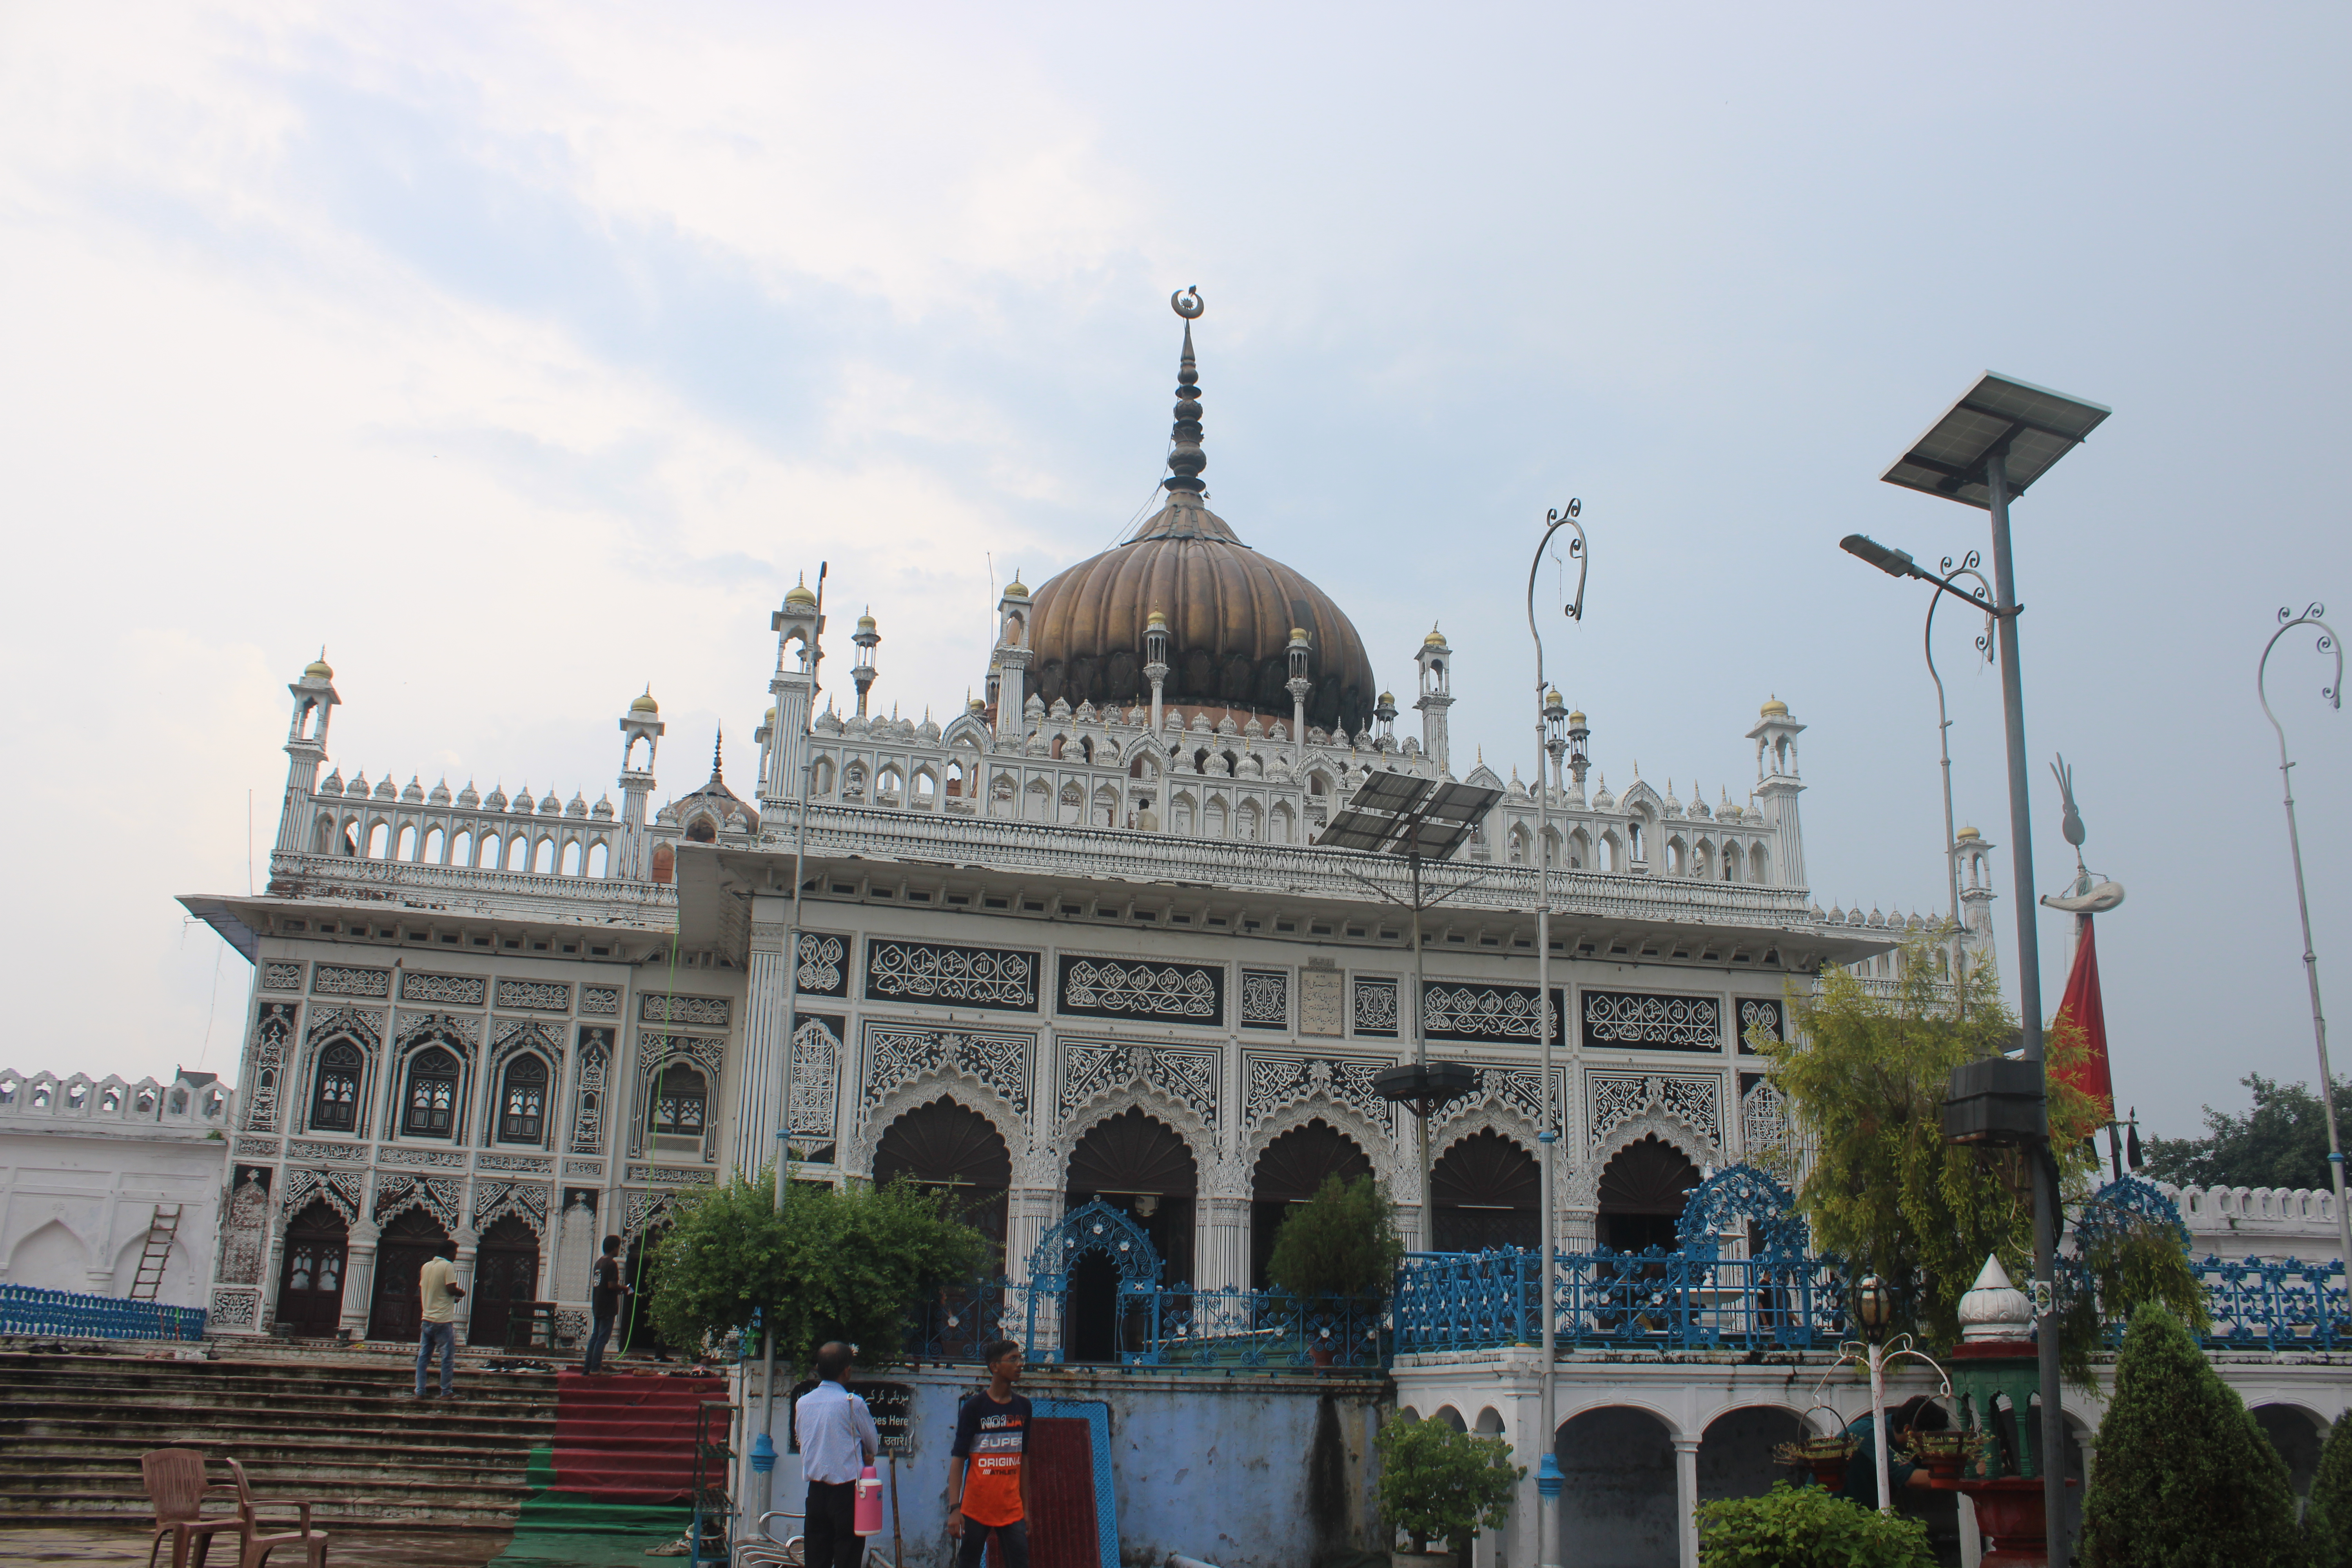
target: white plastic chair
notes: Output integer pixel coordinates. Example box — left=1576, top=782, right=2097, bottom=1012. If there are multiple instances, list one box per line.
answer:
left=735, top=1509, right=896, bottom=1568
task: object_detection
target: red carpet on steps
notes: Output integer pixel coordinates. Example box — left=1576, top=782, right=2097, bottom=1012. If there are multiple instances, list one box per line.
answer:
left=552, top=1372, right=730, bottom=1503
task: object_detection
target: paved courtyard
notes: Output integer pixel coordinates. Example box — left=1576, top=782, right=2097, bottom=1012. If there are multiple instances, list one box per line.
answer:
left=5, top=1524, right=518, bottom=1565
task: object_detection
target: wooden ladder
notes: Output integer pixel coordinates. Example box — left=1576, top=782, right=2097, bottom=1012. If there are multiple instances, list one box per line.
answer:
left=128, top=1203, right=183, bottom=1300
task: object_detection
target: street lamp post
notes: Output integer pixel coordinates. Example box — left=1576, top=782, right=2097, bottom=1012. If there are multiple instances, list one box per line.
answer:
left=1525, top=501, right=1588, bottom=1568
left=2258, top=605, right=2351, bottom=1266
left=1873, top=370, right=2111, bottom=1568
left=1840, top=1274, right=1951, bottom=1517
left=1922, top=555, right=1998, bottom=1007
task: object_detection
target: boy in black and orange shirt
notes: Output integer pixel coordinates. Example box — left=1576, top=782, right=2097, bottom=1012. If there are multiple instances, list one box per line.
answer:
left=947, top=1339, right=1031, bottom=1568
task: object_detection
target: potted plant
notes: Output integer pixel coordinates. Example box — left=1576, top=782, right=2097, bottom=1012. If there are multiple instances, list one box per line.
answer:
left=1772, top=1434, right=1858, bottom=1493
left=1896, top=1428, right=1982, bottom=1487
left=1265, top=1175, right=1403, bottom=1366
left=1374, top=1412, right=1523, bottom=1568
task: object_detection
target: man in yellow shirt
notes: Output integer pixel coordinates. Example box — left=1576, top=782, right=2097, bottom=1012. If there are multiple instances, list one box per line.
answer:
left=415, top=1241, right=466, bottom=1399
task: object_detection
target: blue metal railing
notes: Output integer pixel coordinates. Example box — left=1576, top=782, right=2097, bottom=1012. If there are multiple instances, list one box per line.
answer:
left=908, top=1276, right=1388, bottom=1370
left=0, top=1283, right=207, bottom=1342
left=2187, top=1255, right=2348, bottom=1351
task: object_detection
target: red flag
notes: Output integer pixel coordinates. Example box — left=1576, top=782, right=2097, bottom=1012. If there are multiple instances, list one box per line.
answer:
left=2053, top=915, right=2114, bottom=1118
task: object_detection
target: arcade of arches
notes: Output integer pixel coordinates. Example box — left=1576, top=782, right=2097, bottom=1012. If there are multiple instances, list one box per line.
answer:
left=1596, top=1136, right=1702, bottom=1253
left=874, top=1098, right=1013, bottom=1264
left=1250, top=1119, right=1372, bottom=1287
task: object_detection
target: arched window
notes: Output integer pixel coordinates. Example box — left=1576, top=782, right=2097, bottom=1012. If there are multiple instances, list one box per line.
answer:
left=813, top=757, right=836, bottom=795
left=1750, top=844, right=1771, bottom=884
left=685, top=814, right=717, bottom=844
left=499, top=1055, right=549, bottom=1143
left=402, top=1047, right=461, bottom=1139
left=1627, top=819, right=1646, bottom=862
left=367, top=822, right=390, bottom=857
left=310, top=1041, right=363, bottom=1132
left=651, top=1062, right=708, bottom=1142
left=534, top=837, right=556, bottom=873
left=588, top=841, right=610, bottom=878
left=423, top=827, right=446, bottom=864
left=313, top=815, right=334, bottom=853
left=560, top=840, right=583, bottom=876
left=396, top=825, right=417, bottom=861
left=475, top=833, right=498, bottom=869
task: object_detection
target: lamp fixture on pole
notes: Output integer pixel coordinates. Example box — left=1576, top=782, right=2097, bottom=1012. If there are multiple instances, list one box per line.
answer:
left=1525, top=499, right=1587, bottom=1568
left=2258, top=604, right=2351, bottom=1267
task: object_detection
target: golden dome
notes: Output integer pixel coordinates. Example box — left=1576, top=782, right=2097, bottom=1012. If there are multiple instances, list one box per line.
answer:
left=303, top=654, right=334, bottom=680
left=1423, top=627, right=1447, bottom=648
left=1957, top=825, right=1981, bottom=841
left=856, top=612, right=877, bottom=630
left=1146, top=608, right=1167, bottom=628
left=764, top=706, right=777, bottom=723
left=1569, top=709, right=1586, bottom=724
left=630, top=688, right=660, bottom=714
left=784, top=578, right=817, bottom=608
left=1003, top=575, right=1029, bottom=599
left=1760, top=697, right=1789, bottom=717
left=1379, top=690, right=1396, bottom=706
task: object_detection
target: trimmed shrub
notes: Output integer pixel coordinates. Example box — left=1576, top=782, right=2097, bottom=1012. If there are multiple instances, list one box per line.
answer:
left=1695, top=1479, right=1932, bottom=1568
left=1267, top=1174, right=1403, bottom=1300
left=2308, top=1411, right=2352, bottom=1568
left=2080, top=1302, right=2305, bottom=1568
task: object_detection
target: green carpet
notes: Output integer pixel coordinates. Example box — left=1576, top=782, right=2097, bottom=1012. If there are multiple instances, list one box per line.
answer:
left=486, top=1448, right=704, bottom=1566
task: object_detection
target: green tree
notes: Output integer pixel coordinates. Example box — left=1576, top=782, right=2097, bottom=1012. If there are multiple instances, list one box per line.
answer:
left=2144, top=1073, right=2352, bottom=1192
left=1266, top=1174, right=1403, bottom=1300
left=2080, top=1303, right=2305, bottom=1568
left=1759, top=938, right=2104, bottom=1349
left=646, top=1169, right=989, bottom=1371
left=1695, top=1480, right=1933, bottom=1568
left=2308, top=1412, right=2352, bottom=1568
left=1373, top=1413, right=1522, bottom=1555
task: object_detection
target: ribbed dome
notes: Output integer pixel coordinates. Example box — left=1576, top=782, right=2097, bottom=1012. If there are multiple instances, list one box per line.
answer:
left=1024, top=297, right=1378, bottom=734
left=1027, top=496, right=1377, bottom=733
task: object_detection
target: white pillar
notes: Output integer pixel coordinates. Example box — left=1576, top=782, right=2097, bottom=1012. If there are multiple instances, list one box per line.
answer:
left=339, top=1218, right=379, bottom=1338
left=1958, top=1491, right=1982, bottom=1568
left=450, top=1225, right=479, bottom=1339
left=1672, top=1435, right=1701, bottom=1568
left=735, top=926, right=790, bottom=1179
left=1199, top=1196, right=1248, bottom=1294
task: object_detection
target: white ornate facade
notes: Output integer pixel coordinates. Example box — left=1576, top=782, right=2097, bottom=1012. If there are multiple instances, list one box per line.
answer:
left=181, top=312, right=1939, bottom=1342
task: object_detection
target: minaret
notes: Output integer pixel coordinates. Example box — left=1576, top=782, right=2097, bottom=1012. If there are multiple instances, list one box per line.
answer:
left=1144, top=608, right=1171, bottom=829
left=990, top=577, right=1032, bottom=742
left=1415, top=626, right=1454, bottom=773
left=1285, top=627, right=1313, bottom=748
left=851, top=610, right=881, bottom=718
left=1956, top=825, right=2000, bottom=974
left=1747, top=697, right=1806, bottom=889
left=765, top=577, right=823, bottom=808
left=1375, top=690, right=1397, bottom=749
left=1565, top=703, right=1590, bottom=804
left=276, top=652, right=341, bottom=856
left=615, top=689, right=664, bottom=881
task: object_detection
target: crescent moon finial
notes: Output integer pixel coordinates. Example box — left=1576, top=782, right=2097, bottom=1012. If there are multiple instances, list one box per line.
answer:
left=1172, top=286, right=1203, bottom=320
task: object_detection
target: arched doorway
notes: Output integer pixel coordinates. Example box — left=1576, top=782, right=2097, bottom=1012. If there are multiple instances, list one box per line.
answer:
left=1697, top=1406, right=1804, bottom=1505
left=1432, top=1130, right=1540, bottom=1253
left=1556, top=1406, right=1677, bottom=1568
left=875, top=1098, right=1012, bottom=1267
left=1250, top=1119, right=1372, bottom=1288
left=366, top=1208, right=450, bottom=1343
left=274, top=1200, right=348, bottom=1337
left=467, top=1214, right=543, bottom=1347
left=1597, top=1136, right=1701, bottom=1253
left=1065, top=1110, right=1196, bottom=1362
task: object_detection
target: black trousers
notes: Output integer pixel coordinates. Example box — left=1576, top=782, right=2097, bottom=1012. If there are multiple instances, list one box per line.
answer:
left=803, top=1478, right=862, bottom=1568
left=955, top=1517, right=1029, bottom=1568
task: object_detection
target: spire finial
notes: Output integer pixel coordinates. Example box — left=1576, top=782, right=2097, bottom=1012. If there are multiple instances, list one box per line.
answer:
left=711, top=728, right=724, bottom=781
left=1164, top=287, right=1206, bottom=496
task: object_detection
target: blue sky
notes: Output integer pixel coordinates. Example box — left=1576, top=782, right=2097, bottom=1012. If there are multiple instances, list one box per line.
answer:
left=5, top=2, right=2348, bottom=1140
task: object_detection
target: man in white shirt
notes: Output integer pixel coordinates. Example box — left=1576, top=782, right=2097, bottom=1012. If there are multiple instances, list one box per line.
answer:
left=795, top=1342, right=880, bottom=1568
left=414, top=1241, right=465, bottom=1399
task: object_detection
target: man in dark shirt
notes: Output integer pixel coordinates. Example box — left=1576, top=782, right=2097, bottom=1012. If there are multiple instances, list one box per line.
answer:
left=1845, top=1395, right=1948, bottom=1511
left=583, top=1235, right=624, bottom=1374
left=947, top=1340, right=1032, bottom=1568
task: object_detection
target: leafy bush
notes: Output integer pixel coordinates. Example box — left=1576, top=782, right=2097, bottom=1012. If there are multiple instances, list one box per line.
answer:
left=1695, top=1480, right=1932, bottom=1568
left=1267, top=1174, right=1403, bottom=1300
left=647, top=1169, right=989, bottom=1371
left=1373, top=1412, right=1522, bottom=1554
left=1761, top=935, right=2196, bottom=1379
left=2080, top=1303, right=2304, bottom=1568
left=2308, top=1409, right=2352, bottom=1568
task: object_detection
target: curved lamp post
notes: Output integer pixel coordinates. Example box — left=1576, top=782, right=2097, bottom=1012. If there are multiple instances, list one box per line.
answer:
left=1922, top=554, right=1998, bottom=1008
left=1526, top=500, right=1587, bottom=1568
left=2258, top=604, right=2351, bottom=1267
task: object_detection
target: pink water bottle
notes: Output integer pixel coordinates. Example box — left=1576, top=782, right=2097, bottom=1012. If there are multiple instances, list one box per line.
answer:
left=853, top=1464, right=884, bottom=1537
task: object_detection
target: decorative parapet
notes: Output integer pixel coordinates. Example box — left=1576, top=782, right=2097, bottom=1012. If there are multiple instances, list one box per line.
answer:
left=0, top=1069, right=232, bottom=1133
left=263, top=851, right=677, bottom=923
left=0, top=1283, right=207, bottom=1342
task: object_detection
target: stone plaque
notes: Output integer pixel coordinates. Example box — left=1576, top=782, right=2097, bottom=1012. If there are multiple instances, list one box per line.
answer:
left=1299, top=969, right=1344, bottom=1038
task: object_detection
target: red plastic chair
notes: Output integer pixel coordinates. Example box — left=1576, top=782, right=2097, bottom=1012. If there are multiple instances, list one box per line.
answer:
left=139, top=1448, right=239, bottom=1568
left=221, top=1455, right=329, bottom=1567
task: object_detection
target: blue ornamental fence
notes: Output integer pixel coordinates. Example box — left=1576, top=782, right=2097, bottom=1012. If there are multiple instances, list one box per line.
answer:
left=0, top=1283, right=207, bottom=1342
left=904, top=1174, right=2352, bottom=1368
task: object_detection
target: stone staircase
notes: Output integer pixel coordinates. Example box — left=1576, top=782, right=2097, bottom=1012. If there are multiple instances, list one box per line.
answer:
left=0, top=1346, right=559, bottom=1528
